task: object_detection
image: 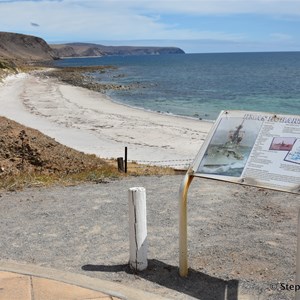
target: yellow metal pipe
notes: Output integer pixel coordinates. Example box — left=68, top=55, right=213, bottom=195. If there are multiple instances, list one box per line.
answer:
left=179, top=172, right=194, bottom=277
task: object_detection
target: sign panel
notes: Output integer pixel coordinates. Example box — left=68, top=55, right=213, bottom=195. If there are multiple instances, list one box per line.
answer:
left=191, top=110, right=300, bottom=194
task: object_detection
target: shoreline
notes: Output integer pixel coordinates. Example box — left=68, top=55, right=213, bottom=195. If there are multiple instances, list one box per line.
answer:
left=46, top=64, right=217, bottom=123
left=0, top=70, right=212, bottom=166
left=109, top=96, right=216, bottom=124
left=47, top=65, right=215, bottom=123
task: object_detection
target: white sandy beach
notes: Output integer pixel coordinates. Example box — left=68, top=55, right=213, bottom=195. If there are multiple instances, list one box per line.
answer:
left=0, top=72, right=212, bottom=167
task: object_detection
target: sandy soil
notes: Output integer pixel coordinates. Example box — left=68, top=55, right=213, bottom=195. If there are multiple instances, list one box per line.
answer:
left=0, top=115, right=112, bottom=176
left=0, top=72, right=212, bottom=168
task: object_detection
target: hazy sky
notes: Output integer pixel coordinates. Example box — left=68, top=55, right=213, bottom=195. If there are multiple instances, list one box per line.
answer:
left=1, top=0, right=300, bottom=53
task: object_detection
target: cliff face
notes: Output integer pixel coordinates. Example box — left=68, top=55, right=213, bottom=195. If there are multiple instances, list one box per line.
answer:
left=0, top=32, right=58, bottom=62
left=51, top=43, right=185, bottom=57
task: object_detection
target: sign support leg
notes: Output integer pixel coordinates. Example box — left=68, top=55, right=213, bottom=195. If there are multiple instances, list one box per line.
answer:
left=296, top=208, right=300, bottom=300
left=179, top=172, right=194, bottom=277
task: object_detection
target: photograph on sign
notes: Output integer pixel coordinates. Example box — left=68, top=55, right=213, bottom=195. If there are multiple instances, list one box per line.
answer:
left=269, top=137, right=296, bottom=151
left=285, top=139, right=300, bottom=165
left=197, top=117, right=262, bottom=177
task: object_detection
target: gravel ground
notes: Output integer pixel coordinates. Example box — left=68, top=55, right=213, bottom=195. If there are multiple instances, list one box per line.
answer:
left=0, top=175, right=299, bottom=299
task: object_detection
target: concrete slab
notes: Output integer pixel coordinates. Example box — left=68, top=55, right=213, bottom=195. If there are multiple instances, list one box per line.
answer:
left=32, top=277, right=112, bottom=300
left=0, top=272, right=31, bottom=300
left=0, top=261, right=170, bottom=300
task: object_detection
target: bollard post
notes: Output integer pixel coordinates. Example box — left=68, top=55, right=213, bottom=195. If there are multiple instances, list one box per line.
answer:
left=128, top=187, right=148, bottom=271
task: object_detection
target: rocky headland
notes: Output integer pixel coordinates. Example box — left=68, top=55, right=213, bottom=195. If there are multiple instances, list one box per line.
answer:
left=51, top=42, right=185, bottom=57
left=0, top=31, right=185, bottom=66
left=0, top=32, right=55, bottom=81
left=0, top=32, right=58, bottom=63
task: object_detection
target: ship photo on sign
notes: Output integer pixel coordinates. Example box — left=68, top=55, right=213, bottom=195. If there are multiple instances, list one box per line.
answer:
left=270, top=137, right=296, bottom=151
left=197, top=117, right=262, bottom=177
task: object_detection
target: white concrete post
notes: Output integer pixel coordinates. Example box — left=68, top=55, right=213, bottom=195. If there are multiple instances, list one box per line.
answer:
left=296, top=208, right=300, bottom=300
left=128, top=187, right=148, bottom=271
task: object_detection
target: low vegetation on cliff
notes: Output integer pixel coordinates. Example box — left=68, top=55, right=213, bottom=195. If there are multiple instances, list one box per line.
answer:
left=0, top=116, right=121, bottom=190
left=0, top=59, right=18, bottom=81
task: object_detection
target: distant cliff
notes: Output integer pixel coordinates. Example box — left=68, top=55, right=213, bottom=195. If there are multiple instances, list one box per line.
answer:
left=0, top=32, right=58, bottom=62
left=0, top=32, right=185, bottom=64
left=51, top=42, right=185, bottom=57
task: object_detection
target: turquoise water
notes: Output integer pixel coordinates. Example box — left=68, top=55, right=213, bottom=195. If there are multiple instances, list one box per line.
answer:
left=54, top=52, right=300, bottom=120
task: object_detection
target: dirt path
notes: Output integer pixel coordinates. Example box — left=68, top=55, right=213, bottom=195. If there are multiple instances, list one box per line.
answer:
left=0, top=175, right=299, bottom=299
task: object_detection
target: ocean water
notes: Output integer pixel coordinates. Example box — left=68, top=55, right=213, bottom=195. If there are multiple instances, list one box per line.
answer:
left=54, top=52, right=300, bottom=121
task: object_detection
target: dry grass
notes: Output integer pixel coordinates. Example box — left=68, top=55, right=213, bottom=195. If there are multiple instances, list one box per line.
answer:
left=125, top=161, right=176, bottom=176
left=0, top=162, right=177, bottom=192
left=0, top=165, right=119, bottom=191
left=0, top=59, right=18, bottom=81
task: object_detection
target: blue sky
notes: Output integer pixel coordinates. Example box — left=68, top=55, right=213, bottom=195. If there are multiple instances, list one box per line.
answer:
left=0, top=0, right=300, bottom=53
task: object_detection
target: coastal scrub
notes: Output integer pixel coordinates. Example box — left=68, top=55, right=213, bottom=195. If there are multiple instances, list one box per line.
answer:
left=0, top=116, right=175, bottom=191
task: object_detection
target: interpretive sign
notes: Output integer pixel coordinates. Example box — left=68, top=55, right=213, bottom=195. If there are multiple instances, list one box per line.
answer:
left=179, top=110, right=300, bottom=277
left=191, top=110, right=300, bottom=194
